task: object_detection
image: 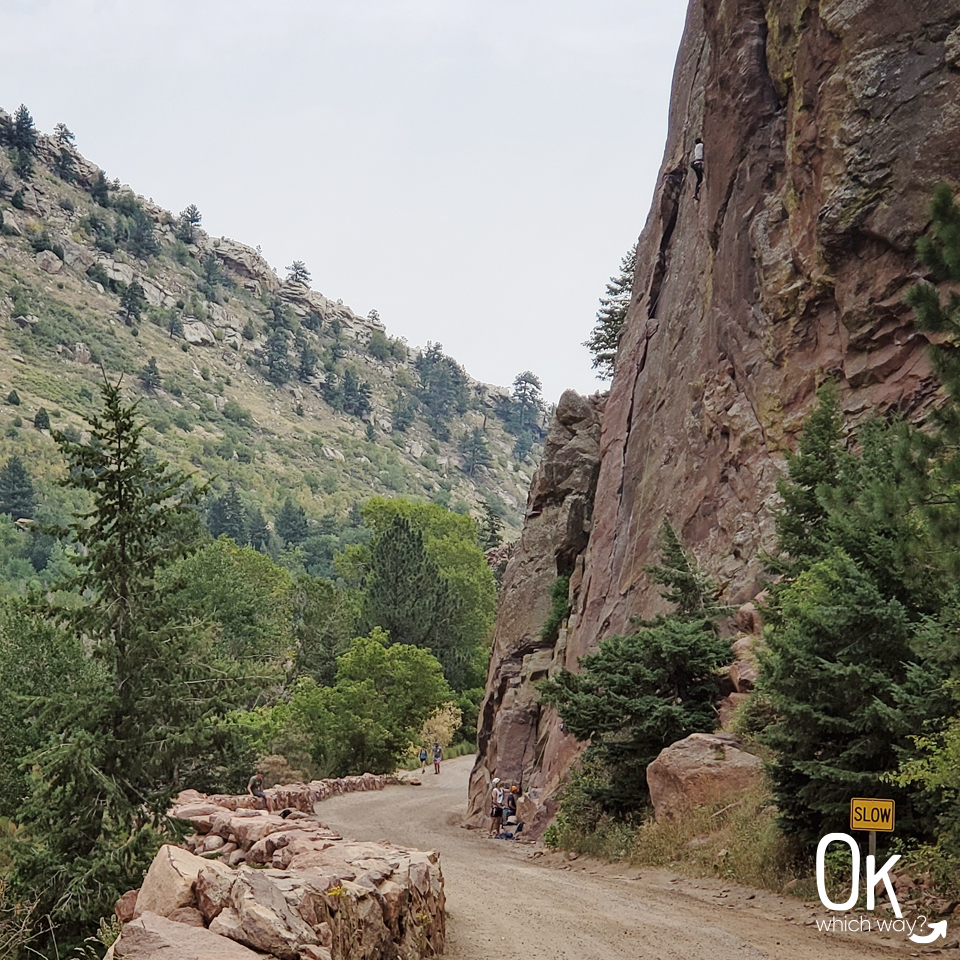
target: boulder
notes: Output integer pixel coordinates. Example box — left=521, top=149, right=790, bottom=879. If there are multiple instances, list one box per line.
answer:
left=113, top=912, right=265, bottom=960
left=134, top=845, right=207, bottom=918
left=115, top=889, right=138, bottom=922
left=646, top=733, right=763, bottom=822
left=182, top=319, right=216, bottom=346
left=36, top=249, right=62, bottom=274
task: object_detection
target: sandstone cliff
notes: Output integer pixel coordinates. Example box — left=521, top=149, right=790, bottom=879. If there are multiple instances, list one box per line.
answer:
left=470, top=0, right=960, bottom=828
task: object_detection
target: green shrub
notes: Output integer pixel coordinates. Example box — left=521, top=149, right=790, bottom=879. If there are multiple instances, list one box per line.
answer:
left=540, top=575, right=570, bottom=643
left=6, top=391, right=20, bottom=406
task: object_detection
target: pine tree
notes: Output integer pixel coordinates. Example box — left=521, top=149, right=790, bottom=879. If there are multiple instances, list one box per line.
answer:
left=90, top=170, right=110, bottom=206
left=33, top=407, right=50, bottom=431
left=139, top=356, right=161, bottom=390
left=583, top=243, right=636, bottom=379
left=539, top=522, right=730, bottom=813
left=364, top=515, right=472, bottom=689
left=459, top=427, right=492, bottom=476
left=207, top=485, right=248, bottom=544
left=53, top=122, right=75, bottom=145
left=286, top=260, right=311, bottom=285
left=511, top=371, right=544, bottom=434
left=275, top=497, right=309, bottom=545
left=759, top=395, right=956, bottom=845
left=0, top=455, right=36, bottom=519
left=8, top=380, right=249, bottom=942
left=120, top=280, right=148, bottom=322
left=9, top=104, right=38, bottom=155
left=478, top=501, right=504, bottom=550
left=246, top=506, right=271, bottom=551
left=265, top=328, right=292, bottom=385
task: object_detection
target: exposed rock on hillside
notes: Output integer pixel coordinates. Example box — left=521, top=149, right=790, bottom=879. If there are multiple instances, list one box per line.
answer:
left=466, top=389, right=604, bottom=831
left=471, top=0, right=960, bottom=825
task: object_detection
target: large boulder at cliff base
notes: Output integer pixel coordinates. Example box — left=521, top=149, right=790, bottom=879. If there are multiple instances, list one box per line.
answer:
left=646, top=733, right=763, bottom=822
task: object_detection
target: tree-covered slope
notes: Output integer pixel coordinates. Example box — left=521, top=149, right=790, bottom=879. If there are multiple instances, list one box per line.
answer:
left=0, top=105, right=547, bottom=559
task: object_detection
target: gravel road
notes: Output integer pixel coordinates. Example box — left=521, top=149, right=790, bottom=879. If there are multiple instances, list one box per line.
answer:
left=316, top=754, right=934, bottom=960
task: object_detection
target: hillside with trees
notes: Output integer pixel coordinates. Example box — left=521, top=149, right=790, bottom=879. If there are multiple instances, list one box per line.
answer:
left=0, top=103, right=550, bottom=595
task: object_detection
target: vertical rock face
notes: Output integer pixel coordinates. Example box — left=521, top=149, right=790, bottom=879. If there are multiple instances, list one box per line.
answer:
left=470, top=0, right=960, bottom=827
left=466, top=390, right=604, bottom=828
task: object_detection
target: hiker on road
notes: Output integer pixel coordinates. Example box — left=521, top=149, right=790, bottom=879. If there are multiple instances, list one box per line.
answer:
left=433, top=741, right=442, bottom=774
left=488, top=778, right=504, bottom=838
left=420, top=746, right=428, bottom=774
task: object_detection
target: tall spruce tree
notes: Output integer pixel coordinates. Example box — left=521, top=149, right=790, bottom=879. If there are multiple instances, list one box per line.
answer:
left=207, top=484, right=248, bottom=544
left=539, top=521, right=729, bottom=813
left=9, top=380, right=251, bottom=943
left=275, top=497, right=309, bottom=545
left=759, top=387, right=956, bottom=845
left=583, top=243, right=636, bottom=379
left=363, top=514, right=473, bottom=689
left=0, top=455, right=36, bottom=519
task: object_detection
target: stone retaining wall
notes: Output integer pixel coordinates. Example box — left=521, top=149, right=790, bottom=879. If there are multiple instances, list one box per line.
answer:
left=109, top=779, right=443, bottom=960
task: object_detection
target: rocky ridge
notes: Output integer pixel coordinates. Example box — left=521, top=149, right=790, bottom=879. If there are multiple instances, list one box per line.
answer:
left=0, top=109, right=542, bottom=533
left=109, top=775, right=443, bottom=960
left=470, top=0, right=960, bottom=825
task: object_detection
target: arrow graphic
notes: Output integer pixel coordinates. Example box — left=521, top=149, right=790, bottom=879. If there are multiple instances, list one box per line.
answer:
left=909, top=920, right=947, bottom=944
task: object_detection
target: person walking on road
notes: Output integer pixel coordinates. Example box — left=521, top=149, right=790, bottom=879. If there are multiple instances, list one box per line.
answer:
left=433, top=741, right=442, bottom=775
left=419, top=746, right=428, bottom=774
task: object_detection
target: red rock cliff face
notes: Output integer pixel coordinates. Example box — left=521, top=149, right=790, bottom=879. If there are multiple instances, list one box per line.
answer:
left=469, top=0, right=960, bottom=828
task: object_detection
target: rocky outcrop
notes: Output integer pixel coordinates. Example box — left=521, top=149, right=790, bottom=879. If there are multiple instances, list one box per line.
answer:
left=111, top=781, right=443, bottom=960
left=466, top=389, right=604, bottom=830
left=472, top=0, right=960, bottom=826
left=646, top=733, right=764, bottom=822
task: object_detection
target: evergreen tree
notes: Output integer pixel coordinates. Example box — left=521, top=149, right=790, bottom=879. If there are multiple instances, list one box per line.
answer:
left=539, top=522, right=729, bottom=813
left=33, top=407, right=50, bottom=431
left=90, top=170, right=110, bottom=206
left=53, top=147, right=76, bottom=182
left=9, top=104, right=38, bottom=155
left=53, top=122, right=75, bottom=145
left=8, top=380, right=249, bottom=942
left=286, top=260, right=311, bottom=285
left=583, top=243, right=636, bottom=379
left=478, top=501, right=504, bottom=550
left=139, top=356, right=161, bottom=390
left=206, top=485, right=248, bottom=544
left=391, top=391, right=416, bottom=432
left=298, top=341, right=319, bottom=382
left=246, top=506, right=271, bottom=551
left=176, top=203, right=202, bottom=242
left=342, top=368, right=372, bottom=417
left=364, top=515, right=472, bottom=689
left=265, top=328, right=292, bottom=385
left=511, top=371, right=544, bottom=434
left=0, top=455, right=36, bottom=519
left=11, top=147, right=33, bottom=180
left=275, top=497, right=309, bottom=545
left=759, top=391, right=956, bottom=845
left=120, top=280, right=148, bottom=322
left=458, top=427, right=492, bottom=476
left=414, top=342, right=470, bottom=429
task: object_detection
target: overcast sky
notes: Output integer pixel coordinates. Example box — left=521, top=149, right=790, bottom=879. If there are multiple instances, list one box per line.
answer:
left=2, top=0, right=688, bottom=405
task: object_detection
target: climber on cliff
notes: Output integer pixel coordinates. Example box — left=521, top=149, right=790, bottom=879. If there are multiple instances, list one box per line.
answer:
left=691, top=137, right=704, bottom=201
left=248, top=770, right=274, bottom=813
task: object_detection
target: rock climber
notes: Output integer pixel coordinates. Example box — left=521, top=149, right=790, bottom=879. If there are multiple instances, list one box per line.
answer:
left=691, top=137, right=704, bottom=201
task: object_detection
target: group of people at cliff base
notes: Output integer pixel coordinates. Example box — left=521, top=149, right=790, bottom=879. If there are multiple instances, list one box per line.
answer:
left=419, top=742, right=443, bottom=774
left=488, top=778, right=522, bottom=839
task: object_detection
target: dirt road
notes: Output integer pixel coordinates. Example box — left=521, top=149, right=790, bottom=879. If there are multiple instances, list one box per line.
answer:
left=317, top=755, right=938, bottom=960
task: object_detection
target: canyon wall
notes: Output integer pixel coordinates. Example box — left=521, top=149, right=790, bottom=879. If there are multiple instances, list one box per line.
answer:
left=469, top=0, right=960, bottom=828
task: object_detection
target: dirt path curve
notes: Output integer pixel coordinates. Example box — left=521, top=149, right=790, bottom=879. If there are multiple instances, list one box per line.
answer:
left=317, top=755, right=925, bottom=960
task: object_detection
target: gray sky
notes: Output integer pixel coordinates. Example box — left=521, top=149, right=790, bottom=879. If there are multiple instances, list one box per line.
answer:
left=2, top=0, right=688, bottom=405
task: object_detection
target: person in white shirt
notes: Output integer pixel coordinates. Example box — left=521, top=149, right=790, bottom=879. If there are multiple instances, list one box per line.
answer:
left=488, top=778, right=504, bottom=837
left=691, top=137, right=704, bottom=201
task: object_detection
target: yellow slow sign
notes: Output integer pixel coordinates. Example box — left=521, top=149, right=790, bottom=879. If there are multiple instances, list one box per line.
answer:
left=850, top=798, right=895, bottom=832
